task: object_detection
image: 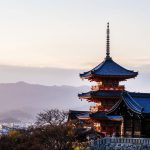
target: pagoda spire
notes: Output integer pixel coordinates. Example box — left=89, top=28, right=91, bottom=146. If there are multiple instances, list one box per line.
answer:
left=106, top=22, right=110, bottom=59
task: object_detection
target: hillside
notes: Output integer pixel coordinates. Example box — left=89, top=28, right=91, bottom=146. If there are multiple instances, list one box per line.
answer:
left=0, top=82, right=90, bottom=122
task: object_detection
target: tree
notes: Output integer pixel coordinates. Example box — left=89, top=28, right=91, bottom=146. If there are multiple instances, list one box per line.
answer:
left=36, top=109, right=68, bottom=126
left=0, top=109, right=82, bottom=150
left=34, top=125, right=74, bottom=150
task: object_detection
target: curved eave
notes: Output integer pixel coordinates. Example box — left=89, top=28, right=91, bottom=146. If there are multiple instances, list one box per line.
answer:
left=80, top=72, right=138, bottom=81
left=90, top=113, right=122, bottom=122
left=89, top=112, right=107, bottom=121
left=78, top=95, right=119, bottom=100
left=78, top=93, right=120, bottom=100
left=80, top=72, right=92, bottom=80
left=90, top=117, right=109, bottom=121
left=123, top=93, right=143, bottom=114
left=107, top=99, right=122, bottom=115
left=78, top=92, right=91, bottom=99
left=90, top=117, right=122, bottom=122
left=107, top=92, right=143, bottom=115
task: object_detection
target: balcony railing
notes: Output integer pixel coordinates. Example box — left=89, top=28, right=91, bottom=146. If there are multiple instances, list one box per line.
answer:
left=91, top=85, right=125, bottom=91
left=90, top=137, right=150, bottom=149
left=90, top=105, right=111, bottom=112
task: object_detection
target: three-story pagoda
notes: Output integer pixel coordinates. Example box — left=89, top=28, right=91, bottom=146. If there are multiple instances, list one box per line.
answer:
left=78, top=23, right=138, bottom=134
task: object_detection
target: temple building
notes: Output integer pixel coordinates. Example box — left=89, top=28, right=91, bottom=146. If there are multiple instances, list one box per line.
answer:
left=76, top=23, right=150, bottom=137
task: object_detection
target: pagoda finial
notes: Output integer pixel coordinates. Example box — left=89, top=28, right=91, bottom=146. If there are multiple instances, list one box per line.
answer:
left=106, top=22, right=110, bottom=59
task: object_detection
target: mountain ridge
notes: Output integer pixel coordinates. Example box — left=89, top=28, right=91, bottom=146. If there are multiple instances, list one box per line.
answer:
left=0, top=81, right=90, bottom=122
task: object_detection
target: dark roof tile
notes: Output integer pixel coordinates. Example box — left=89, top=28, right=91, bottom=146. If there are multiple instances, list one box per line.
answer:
left=78, top=90, right=122, bottom=99
left=80, top=58, right=138, bottom=79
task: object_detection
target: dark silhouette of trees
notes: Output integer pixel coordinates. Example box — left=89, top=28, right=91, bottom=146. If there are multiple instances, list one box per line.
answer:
left=36, top=109, right=68, bottom=126
left=0, top=109, right=75, bottom=150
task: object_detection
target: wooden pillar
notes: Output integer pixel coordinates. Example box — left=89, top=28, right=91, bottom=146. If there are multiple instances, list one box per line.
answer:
left=123, top=116, right=126, bottom=137
left=131, top=117, right=135, bottom=137
left=121, top=117, right=124, bottom=137
left=140, top=118, right=144, bottom=137
left=139, top=118, right=142, bottom=137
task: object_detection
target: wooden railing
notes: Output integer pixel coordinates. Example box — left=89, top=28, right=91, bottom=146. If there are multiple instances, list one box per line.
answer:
left=90, top=106, right=111, bottom=112
left=91, top=85, right=125, bottom=91
left=90, top=137, right=150, bottom=149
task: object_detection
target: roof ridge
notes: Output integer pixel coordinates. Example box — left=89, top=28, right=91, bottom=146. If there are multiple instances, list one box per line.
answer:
left=111, top=59, right=137, bottom=73
left=80, top=57, right=138, bottom=79
left=123, top=92, right=143, bottom=113
left=92, top=60, right=105, bottom=72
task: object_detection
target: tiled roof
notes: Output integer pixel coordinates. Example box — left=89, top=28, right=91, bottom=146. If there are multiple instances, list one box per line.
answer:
left=78, top=90, right=122, bottom=99
left=90, top=111, right=122, bottom=121
left=68, top=110, right=89, bottom=120
left=108, top=91, right=150, bottom=114
left=80, top=57, right=138, bottom=79
left=123, top=92, right=150, bottom=114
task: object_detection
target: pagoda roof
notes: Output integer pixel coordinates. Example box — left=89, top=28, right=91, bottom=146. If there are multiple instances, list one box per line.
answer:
left=80, top=57, right=138, bottom=80
left=68, top=110, right=90, bottom=120
left=108, top=91, right=150, bottom=115
left=78, top=90, right=122, bottom=99
left=90, top=111, right=122, bottom=121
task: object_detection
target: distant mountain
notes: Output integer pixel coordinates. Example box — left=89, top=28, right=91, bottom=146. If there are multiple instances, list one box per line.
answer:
left=0, top=82, right=90, bottom=122
left=0, top=117, right=21, bottom=124
left=0, top=110, right=33, bottom=123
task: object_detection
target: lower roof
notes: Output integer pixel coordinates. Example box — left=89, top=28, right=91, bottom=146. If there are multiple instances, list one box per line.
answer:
left=68, top=110, right=122, bottom=121
left=68, top=110, right=90, bottom=120
left=71, top=91, right=150, bottom=121
left=90, top=111, right=122, bottom=121
left=108, top=91, right=150, bottom=115
left=78, top=90, right=122, bottom=99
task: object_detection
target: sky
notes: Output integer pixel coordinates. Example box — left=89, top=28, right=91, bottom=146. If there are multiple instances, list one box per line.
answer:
left=0, top=0, right=150, bottom=91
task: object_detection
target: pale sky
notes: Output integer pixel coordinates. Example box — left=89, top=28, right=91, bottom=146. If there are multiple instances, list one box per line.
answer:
left=0, top=0, right=149, bottom=68
left=0, top=0, right=150, bottom=91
